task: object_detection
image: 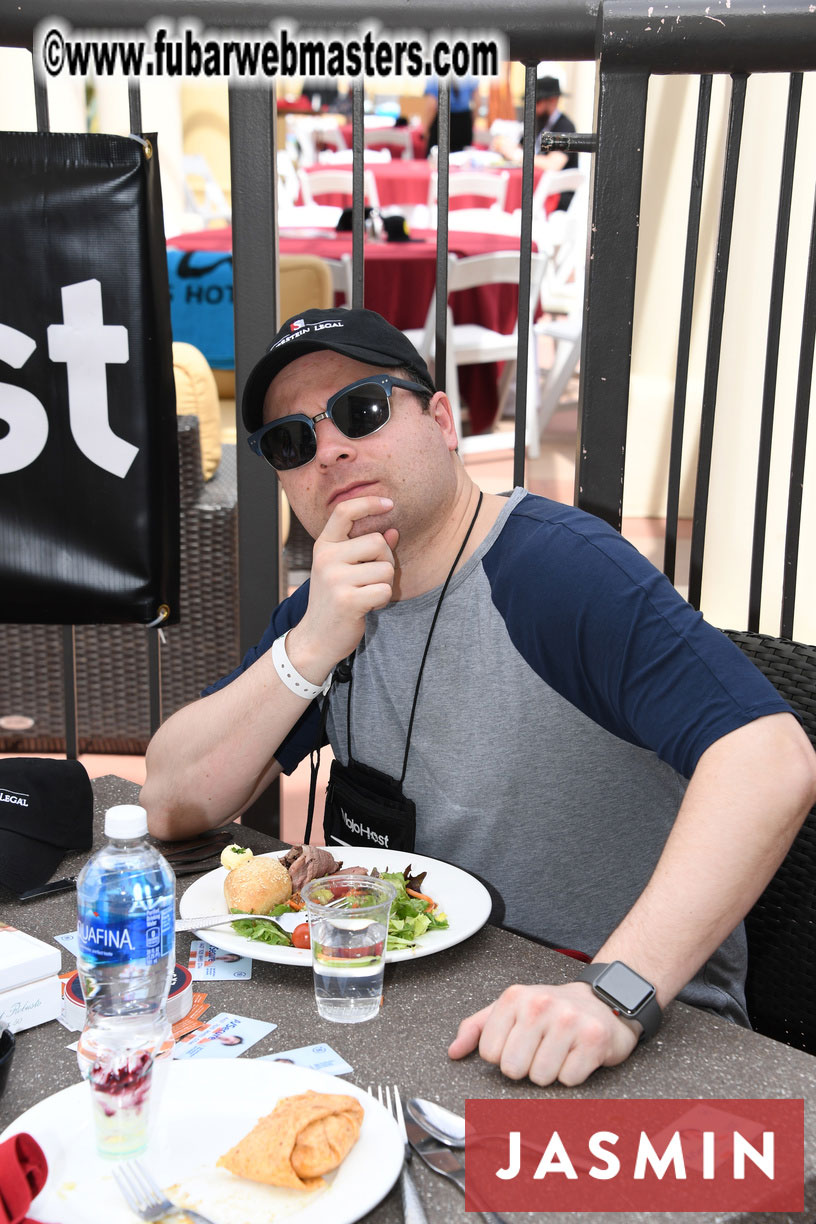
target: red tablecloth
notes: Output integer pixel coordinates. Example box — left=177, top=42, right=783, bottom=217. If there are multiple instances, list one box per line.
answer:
left=336, top=123, right=427, bottom=159
left=168, top=225, right=528, bottom=433
left=302, top=161, right=551, bottom=215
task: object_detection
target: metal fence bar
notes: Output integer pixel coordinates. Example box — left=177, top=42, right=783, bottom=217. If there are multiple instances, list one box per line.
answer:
left=34, top=72, right=80, bottom=761
left=664, top=74, right=711, bottom=585
left=434, top=83, right=450, bottom=396
left=127, top=78, right=165, bottom=737
left=33, top=78, right=49, bottom=131
left=128, top=81, right=142, bottom=134
left=0, top=1, right=599, bottom=61
left=513, top=64, right=538, bottom=491
left=748, top=73, right=802, bottom=631
left=688, top=73, right=747, bottom=611
left=351, top=81, right=365, bottom=310
left=575, top=67, right=649, bottom=530
left=780, top=182, right=816, bottom=639
left=228, top=82, right=281, bottom=834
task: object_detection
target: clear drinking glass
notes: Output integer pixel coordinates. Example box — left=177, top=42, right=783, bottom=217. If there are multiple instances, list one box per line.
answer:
left=302, top=874, right=397, bottom=1024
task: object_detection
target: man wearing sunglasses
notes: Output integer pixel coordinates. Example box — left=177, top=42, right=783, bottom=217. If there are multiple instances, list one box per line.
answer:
left=142, top=308, right=816, bottom=1088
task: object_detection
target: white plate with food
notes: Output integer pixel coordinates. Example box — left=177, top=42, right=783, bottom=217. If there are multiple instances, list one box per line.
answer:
left=178, top=846, right=492, bottom=965
left=0, top=1060, right=402, bottom=1224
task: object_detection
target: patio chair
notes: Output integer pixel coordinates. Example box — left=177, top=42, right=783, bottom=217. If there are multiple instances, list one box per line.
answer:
left=363, top=127, right=414, bottom=159
left=406, top=250, right=549, bottom=458
left=298, top=166, right=381, bottom=208
left=447, top=208, right=522, bottom=237
left=324, top=253, right=354, bottom=308
left=427, top=169, right=510, bottom=212
left=723, top=629, right=816, bottom=1056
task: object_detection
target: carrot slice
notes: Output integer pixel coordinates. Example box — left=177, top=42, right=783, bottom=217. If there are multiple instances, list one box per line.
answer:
left=406, top=888, right=436, bottom=910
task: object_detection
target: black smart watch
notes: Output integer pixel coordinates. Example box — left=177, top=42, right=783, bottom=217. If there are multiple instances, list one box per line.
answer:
left=578, top=961, right=662, bottom=1041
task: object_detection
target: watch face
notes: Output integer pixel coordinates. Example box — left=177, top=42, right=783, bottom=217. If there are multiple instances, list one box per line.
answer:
left=596, top=962, right=654, bottom=1013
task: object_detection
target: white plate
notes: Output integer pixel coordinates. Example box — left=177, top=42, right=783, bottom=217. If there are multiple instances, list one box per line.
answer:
left=178, top=847, right=492, bottom=965
left=0, top=1060, right=402, bottom=1224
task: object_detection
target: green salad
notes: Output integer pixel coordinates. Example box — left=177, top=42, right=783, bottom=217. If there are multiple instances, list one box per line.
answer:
left=230, top=866, right=449, bottom=951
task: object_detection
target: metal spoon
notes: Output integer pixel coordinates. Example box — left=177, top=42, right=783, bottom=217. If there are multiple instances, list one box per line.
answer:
left=407, top=1097, right=465, bottom=1147
left=407, top=1099, right=507, bottom=1224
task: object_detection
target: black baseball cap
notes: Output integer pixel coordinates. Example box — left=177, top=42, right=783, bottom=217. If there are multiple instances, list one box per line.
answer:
left=0, top=758, right=93, bottom=894
left=242, top=308, right=436, bottom=435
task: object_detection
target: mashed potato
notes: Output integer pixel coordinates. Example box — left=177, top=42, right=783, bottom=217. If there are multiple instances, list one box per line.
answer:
left=221, top=844, right=254, bottom=871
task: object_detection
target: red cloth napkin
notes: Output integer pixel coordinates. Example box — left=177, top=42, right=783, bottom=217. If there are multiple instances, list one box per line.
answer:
left=0, top=1134, right=53, bottom=1224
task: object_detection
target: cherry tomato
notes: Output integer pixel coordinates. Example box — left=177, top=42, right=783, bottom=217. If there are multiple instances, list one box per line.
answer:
left=292, top=923, right=311, bottom=950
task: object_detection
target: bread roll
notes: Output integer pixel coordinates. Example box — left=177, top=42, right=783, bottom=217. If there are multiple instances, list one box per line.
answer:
left=224, top=855, right=292, bottom=913
left=217, top=1091, right=364, bottom=1188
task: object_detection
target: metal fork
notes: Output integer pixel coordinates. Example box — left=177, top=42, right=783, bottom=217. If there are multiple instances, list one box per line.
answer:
left=370, top=1084, right=429, bottom=1224
left=112, top=1161, right=218, bottom=1224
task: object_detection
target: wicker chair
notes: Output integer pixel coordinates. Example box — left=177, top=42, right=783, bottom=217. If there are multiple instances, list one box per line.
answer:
left=0, top=415, right=240, bottom=754
left=723, top=629, right=816, bottom=1055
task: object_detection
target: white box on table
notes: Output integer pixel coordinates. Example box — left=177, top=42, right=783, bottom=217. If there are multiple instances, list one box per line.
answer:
left=0, top=973, right=62, bottom=1032
left=0, top=925, right=62, bottom=992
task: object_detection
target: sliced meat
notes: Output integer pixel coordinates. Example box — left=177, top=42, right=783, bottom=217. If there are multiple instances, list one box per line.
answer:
left=285, top=845, right=343, bottom=892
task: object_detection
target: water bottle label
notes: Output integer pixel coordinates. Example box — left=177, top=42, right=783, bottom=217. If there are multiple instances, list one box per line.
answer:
left=78, top=904, right=173, bottom=964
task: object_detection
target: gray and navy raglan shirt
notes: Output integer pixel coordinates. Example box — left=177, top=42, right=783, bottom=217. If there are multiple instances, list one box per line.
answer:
left=207, top=489, right=793, bottom=1023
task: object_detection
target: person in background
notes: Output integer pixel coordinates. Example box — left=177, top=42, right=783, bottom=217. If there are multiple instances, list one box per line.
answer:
left=423, top=77, right=480, bottom=154
left=493, top=73, right=578, bottom=208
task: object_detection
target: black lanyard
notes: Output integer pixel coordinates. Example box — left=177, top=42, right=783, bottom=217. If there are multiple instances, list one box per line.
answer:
left=304, top=490, right=484, bottom=842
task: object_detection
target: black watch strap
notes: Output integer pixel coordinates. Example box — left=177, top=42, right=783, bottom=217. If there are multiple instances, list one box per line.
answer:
left=578, top=960, right=662, bottom=1041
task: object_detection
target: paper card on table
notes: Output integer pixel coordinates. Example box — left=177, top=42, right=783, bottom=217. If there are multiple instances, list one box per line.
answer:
left=261, top=1043, right=353, bottom=1076
left=188, top=939, right=253, bottom=980
left=171, top=992, right=209, bottom=1041
left=173, top=1012, right=276, bottom=1059
left=55, top=931, right=78, bottom=956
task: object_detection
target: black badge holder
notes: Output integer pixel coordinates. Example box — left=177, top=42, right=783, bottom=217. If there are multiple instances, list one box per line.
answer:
left=304, top=492, right=484, bottom=854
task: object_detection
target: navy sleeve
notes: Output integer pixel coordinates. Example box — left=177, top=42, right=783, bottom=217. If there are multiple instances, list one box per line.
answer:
left=484, top=498, right=793, bottom=779
left=200, top=580, right=323, bottom=775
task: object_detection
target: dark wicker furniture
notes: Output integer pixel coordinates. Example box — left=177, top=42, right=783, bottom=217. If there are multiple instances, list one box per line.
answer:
left=725, top=629, right=816, bottom=1056
left=0, top=416, right=239, bottom=754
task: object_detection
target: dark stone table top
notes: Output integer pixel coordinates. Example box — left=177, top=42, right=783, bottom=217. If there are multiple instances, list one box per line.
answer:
left=1, top=775, right=814, bottom=1222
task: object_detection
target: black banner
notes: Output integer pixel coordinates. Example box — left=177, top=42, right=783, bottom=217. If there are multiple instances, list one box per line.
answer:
left=0, top=132, right=179, bottom=624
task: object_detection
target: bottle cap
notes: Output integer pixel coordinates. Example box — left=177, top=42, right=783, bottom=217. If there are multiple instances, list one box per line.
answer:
left=104, top=804, right=148, bottom=839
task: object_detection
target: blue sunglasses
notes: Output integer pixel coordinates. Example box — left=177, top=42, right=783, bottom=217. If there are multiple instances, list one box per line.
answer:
left=247, top=374, right=430, bottom=471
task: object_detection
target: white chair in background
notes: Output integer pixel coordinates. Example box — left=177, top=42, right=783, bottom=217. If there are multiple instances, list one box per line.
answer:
left=317, top=148, right=391, bottom=164
left=427, top=169, right=510, bottom=214
left=529, top=172, right=589, bottom=426
left=405, top=250, right=549, bottom=458
left=535, top=307, right=583, bottom=431
left=298, top=167, right=381, bottom=208
left=530, top=171, right=589, bottom=317
left=363, top=127, right=414, bottom=159
left=276, top=150, right=300, bottom=209
left=529, top=167, right=587, bottom=222
left=278, top=203, right=343, bottom=229
left=324, top=253, right=354, bottom=307
left=182, top=155, right=231, bottom=224
left=446, top=208, right=522, bottom=237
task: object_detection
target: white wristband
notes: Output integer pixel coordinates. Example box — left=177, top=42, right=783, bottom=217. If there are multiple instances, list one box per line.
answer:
left=271, top=631, right=332, bottom=700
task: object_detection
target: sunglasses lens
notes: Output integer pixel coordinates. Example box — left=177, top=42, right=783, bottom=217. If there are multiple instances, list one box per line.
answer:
left=332, top=385, right=390, bottom=438
left=261, top=420, right=316, bottom=471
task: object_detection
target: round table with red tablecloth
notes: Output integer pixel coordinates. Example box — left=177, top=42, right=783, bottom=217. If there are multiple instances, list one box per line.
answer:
left=167, top=225, right=534, bottom=434
left=301, top=160, right=552, bottom=216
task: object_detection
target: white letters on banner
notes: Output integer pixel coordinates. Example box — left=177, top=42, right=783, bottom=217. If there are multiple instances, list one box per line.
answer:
left=0, top=278, right=137, bottom=478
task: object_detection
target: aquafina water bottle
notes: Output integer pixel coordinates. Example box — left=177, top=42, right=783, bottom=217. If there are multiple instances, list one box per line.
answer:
left=76, top=803, right=175, bottom=1159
